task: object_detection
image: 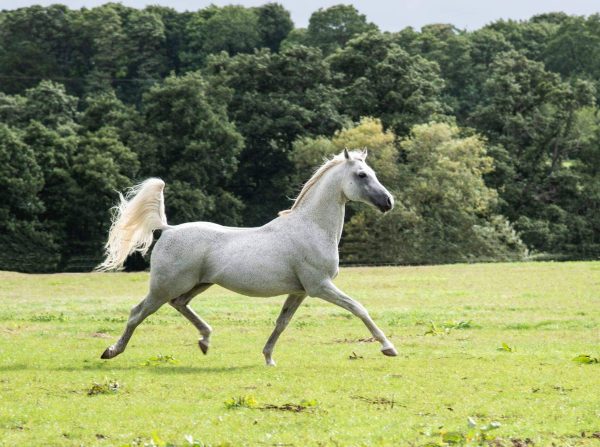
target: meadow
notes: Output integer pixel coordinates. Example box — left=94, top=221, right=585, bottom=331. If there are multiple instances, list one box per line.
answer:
left=0, top=262, right=599, bottom=446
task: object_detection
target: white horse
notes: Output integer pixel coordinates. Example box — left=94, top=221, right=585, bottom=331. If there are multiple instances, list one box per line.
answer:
left=97, top=149, right=397, bottom=365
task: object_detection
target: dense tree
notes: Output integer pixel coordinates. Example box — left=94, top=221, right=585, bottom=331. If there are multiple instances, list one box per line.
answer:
left=543, top=14, right=600, bottom=99
left=145, top=6, right=191, bottom=74
left=22, top=121, right=77, bottom=249
left=0, top=124, right=44, bottom=225
left=0, top=4, right=598, bottom=271
left=79, top=90, right=152, bottom=166
left=206, top=46, right=346, bottom=224
left=396, top=24, right=472, bottom=114
left=329, top=32, right=448, bottom=136
left=118, top=9, right=169, bottom=102
left=0, top=124, right=60, bottom=272
left=306, top=5, right=378, bottom=55
left=484, top=19, right=557, bottom=61
left=140, top=72, right=244, bottom=225
left=62, top=128, right=139, bottom=267
left=22, top=80, right=79, bottom=128
left=80, top=4, right=129, bottom=94
left=256, top=3, right=294, bottom=52
left=470, top=50, right=595, bottom=253
left=291, top=117, right=398, bottom=186
left=339, top=122, right=526, bottom=264
left=0, top=5, right=78, bottom=93
left=180, top=5, right=264, bottom=71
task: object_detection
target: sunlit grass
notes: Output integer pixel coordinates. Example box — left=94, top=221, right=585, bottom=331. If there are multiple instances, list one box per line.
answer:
left=1, top=262, right=599, bottom=446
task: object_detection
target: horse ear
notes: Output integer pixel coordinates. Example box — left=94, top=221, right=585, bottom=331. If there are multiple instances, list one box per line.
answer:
left=362, top=147, right=368, bottom=159
left=344, top=148, right=350, bottom=160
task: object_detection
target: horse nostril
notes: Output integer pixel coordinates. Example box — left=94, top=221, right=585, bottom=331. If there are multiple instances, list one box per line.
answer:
left=386, top=197, right=392, bottom=208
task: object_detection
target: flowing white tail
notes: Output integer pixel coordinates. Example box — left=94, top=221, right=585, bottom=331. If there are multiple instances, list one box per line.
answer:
left=96, top=178, right=168, bottom=272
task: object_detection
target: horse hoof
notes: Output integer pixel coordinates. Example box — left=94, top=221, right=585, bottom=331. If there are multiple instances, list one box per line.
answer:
left=101, top=347, right=115, bottom=359
left=265, top=359, right=276, bottom=367
left=381, top=347, right=398, bottom=357
left=199, top=340, right=209, bottom=355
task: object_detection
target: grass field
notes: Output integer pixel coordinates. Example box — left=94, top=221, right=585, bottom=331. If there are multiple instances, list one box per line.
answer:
left=1, top=262, right=599, bottom=446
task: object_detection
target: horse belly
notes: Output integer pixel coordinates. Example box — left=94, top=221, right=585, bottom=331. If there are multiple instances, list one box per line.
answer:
left=207, top=243, right=303, bottom=297
left=215, top=264, right=303, bottom=297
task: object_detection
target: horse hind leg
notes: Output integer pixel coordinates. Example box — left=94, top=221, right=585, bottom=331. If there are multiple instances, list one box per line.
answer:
left=169, top=283, right=213, bottom=355
left=101, top=291, right=166, bottom=360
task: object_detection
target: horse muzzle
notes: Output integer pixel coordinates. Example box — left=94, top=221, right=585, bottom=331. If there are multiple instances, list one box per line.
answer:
left=375, top=194, right=394, bottom=213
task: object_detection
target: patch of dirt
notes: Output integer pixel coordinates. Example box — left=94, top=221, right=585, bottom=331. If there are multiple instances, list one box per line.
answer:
left=334, top=337, right=377, bottom=344
left=0, top=325, right=34, bottom=335
left=260, top=403, right=313, bottom=413
left=91, top=332, right=111, bottom=338
left=510, top=438, right=534, bottom=446
left=351, top=395, right=400, bottom=408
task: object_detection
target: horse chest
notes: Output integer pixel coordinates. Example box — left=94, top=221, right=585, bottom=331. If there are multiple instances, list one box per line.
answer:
left=299, top=239, right=339, bottom=277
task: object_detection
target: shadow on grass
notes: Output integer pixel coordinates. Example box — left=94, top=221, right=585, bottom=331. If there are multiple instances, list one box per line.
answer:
left=148, top=365, right=260, bottom=374
left=0, top=363, right=259, bottom=374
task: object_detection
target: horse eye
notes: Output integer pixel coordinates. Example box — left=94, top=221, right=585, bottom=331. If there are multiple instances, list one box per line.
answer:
left=358, top=172, right=367, bottom=179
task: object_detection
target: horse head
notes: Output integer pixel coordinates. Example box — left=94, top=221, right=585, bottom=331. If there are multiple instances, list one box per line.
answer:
left=340, top=148, right=394, bottom=213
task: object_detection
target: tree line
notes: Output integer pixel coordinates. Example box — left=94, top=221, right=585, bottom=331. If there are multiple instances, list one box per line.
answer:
left=0, top=3, right=598, bottom=272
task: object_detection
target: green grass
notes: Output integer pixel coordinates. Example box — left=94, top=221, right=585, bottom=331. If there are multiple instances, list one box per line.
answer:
left=1, top=262, right=599, bottom=446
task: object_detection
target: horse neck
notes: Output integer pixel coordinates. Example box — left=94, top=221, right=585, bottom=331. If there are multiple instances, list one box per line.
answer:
left=294, top=166, right=347, bottom=244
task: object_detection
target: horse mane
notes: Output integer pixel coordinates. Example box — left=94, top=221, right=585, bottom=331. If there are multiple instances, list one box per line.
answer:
left=279, top=150, right=364, bottom=216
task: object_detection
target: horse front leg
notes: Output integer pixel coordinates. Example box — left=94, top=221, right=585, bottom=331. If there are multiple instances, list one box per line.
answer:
left=310, top=279, right=397, bottom=356
left=263, top=293, right=306, bottom=366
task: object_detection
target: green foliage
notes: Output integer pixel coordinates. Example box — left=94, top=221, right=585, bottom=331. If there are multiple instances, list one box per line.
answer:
left=180, top=5, right=265, bottom=70
left=0, top=223, right=60, bottom=273
left=498, top=342, right=515, bottom=352
left=290, top=117, right=398, bottom=187
left=123, top=433, right=230, bottom=447
left=0, top=4, right=599, bottom=270
left=87, top=379, right=120, bottom=396
left=255, top=3, right=293, bottom=52
left=306, top=5, right=378, bottom=55
left=81, top=4, right=130, bottom=93
left=421, top=320, right=473, bottom=335
left=424, top=417, right=501, bottom=446
left=199, top=6, right=261, bottom=56
left=572, top=354, right=599, bottom=364
left=224, top=395, right=258, bottom=409
left=0, top=5, right=78, bottom=94
left=470, top=50, right=597, bottom=255
left=544, top=15, right=600, bottom=86
left=206, top=45, right=346, bottom=224
left=0, top=123, right=61, bottom=272
left=141, top=354, right=180, bottom=367
left=0, top=124, right=44, bottom=223
left=67, top=127, right=139, bottom=261
left=140, top=72, right=244, bottom=225
left=336, top=121, right=527, bottom=264
left=223, top=395, right=318, bottom=412
left=22, top=80, right=79, bottom=128
left=329, top=32, right=448, bottom=136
